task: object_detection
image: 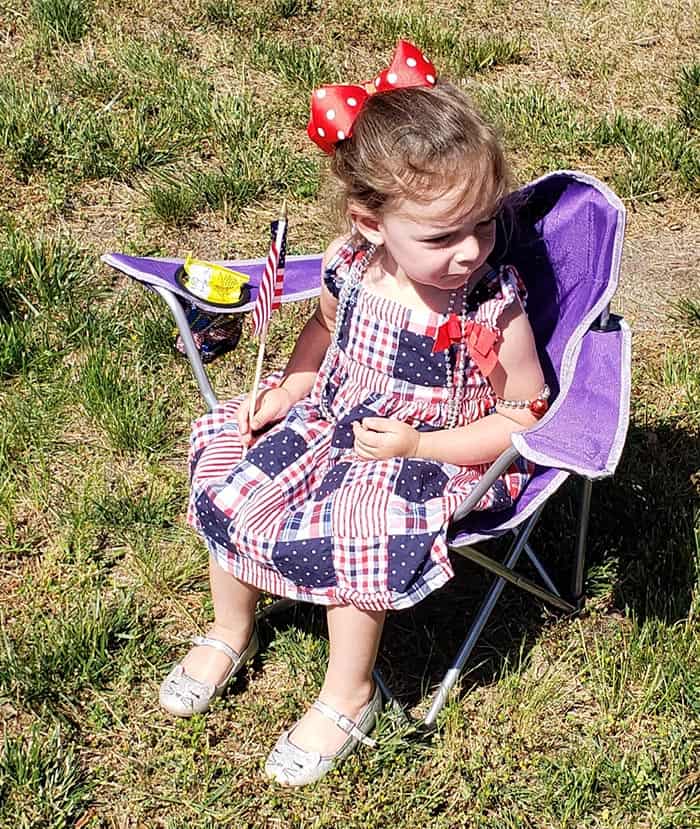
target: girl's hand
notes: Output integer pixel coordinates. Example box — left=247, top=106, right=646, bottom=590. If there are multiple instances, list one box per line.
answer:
left=237, top=387, right=294, bottom=448
left=352, top=417, right=420, bottom=460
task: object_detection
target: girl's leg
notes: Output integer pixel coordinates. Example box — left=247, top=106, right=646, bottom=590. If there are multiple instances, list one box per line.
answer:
left=288, top=604, right=385, bottom=754
left=180, top=556, right=260, bottom=683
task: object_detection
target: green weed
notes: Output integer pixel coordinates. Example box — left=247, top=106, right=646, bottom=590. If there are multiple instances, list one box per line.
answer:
left=671, top=297, right=700, bottom=326
left=0, top=727, right=92, bottom=829
left=678, top=140, right=700, bottom=192
left=62, top=59, right=119, bottom=101
left=144, top=174, right=202, bottom=226
left=0, top=382, right=64, bottom=491
left=199, top=0, right=271, bottom=27
left=0, top=318, right=32, bottom=379
left=678, top=63, right=700, bottom=129
left=480, top=84, right=589, bottom=162
left=0, top=230, right=89, bottom=315
left=0, top=79, right=70, bottom=181
left=201, top=0, right=241, bottom=24
left=31, top=0, right=94, bottom=44
left=251, top=37, right=333, bottom=91
left=142, top=91, right=320, bottom=225
left=271, top=0, right=309, bottom=18
left=0, top=591, right=151, bottom=709
left=374, top=12, right=524, bottom=76
left=130, top=533, right=206, bottom=593
left=79, top=345, right=173, bottom=454
left=266, top=626, right=329, bottom=692
left=85, top=476, right=181, bottom=531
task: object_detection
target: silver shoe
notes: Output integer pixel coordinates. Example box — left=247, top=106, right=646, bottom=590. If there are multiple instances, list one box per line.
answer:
left=159, top=629, right=258, bottom=717
left=264, top=684, right=382, bottom=786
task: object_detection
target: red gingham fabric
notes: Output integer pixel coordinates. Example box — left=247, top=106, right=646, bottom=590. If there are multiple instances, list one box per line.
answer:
left=188, top=240, right=532, bottom=610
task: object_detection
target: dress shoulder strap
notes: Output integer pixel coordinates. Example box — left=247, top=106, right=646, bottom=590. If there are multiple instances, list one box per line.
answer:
left=323, top=236, right=374, bottom=299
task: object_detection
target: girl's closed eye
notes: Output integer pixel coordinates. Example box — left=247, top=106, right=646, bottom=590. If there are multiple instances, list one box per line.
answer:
left=423, top=217, right=495, bottom=246
left=424, top=232, right=453, bottom=245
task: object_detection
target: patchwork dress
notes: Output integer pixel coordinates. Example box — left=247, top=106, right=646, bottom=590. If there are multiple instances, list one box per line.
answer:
left=187, top=240, right=532, bottom=611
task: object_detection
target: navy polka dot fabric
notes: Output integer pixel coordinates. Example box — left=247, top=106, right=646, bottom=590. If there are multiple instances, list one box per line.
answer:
left=272, top=537, right=336, bottom=588
left=186, top=242, right=534, bottom=611
left=245, top=428, right=308, bottom=477
left=331, top=402, right=381, bottom=448
left=395, top=329, right=449, bottom=386
left=387, top=533, right=435, bottom=592
left=194, top=492, right=234, bottom=550
left=313, top=462, right=351, bottom=501
left=394, top=460, right=450, bottom=503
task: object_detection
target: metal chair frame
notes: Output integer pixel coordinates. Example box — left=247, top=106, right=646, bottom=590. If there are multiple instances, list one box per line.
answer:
left=105, top=170, right=630, bottom=729
left=153, top=281, right=612, bottom=729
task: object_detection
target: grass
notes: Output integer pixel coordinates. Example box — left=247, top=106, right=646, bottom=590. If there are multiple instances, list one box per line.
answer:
left=0, top=727, right=92, bottom=828
left=374, top=10, right=525, bottom=75
left=250, top=37, right=334, bottom=92
left=31, top=0, right=94, bottom=44
left=678, top=63, right=700, bottom=128
left=0, top=589, right=157, bottom=710
left=0, top=0, right=698, bottom=825
left=79, top=344, right=175, bottom=453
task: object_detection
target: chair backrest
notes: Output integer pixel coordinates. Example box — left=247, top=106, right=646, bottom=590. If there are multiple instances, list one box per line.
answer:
left=103, top=171, right=627, bottom=546
left=451, top=171, right=627, bottom=544
left=500, top=171, right=625, bottom=397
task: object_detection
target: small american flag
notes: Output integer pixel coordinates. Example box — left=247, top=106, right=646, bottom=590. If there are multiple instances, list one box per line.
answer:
left=251, top=216, right=287, bottom=336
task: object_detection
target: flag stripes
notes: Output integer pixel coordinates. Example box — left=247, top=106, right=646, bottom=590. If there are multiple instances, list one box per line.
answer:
left=252, top=218, right=287, bottom=336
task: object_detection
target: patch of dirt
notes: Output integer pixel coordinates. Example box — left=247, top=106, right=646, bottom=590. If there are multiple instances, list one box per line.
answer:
left=617, top=208, right=700, bottom=333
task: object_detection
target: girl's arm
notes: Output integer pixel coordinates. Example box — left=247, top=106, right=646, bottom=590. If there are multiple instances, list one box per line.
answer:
left=275, top=290, right=335, bottom=402
left=276, top=238, right=345, bottom=402
left=353, top=302, right=546, bottom=466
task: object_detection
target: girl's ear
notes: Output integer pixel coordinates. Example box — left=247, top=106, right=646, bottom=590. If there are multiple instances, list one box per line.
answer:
left=349, top=206, right=384, bottom=246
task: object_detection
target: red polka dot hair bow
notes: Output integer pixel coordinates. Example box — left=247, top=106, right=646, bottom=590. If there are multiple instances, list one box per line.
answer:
left=307, top=40, right=438, bottom=155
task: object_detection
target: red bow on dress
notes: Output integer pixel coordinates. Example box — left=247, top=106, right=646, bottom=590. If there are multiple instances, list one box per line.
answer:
left=432, top=317, right=500, bottom=377
left=307, top=40, right=438, bottom=155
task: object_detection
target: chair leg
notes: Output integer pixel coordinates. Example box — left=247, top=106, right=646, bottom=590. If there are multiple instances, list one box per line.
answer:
left=423, top=506, right=544, bottom=728
left=153, top=285, right=219, bottom=411
left=572, top=478, right=592, bottom=609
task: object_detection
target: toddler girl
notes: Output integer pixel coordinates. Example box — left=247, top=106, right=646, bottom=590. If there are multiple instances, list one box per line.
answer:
left=160, top=40, right=547, bottom=786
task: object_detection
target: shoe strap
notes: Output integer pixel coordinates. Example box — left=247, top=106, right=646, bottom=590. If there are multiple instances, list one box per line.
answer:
left=311, top=699, right=377, bottom=748
left=191, top=635, right=240, bottom=663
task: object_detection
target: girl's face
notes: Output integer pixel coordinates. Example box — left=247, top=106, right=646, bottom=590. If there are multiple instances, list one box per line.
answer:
left=355, top=184, right=498, bottom=292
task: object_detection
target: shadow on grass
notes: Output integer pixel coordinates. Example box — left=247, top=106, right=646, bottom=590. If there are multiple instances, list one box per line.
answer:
left=259, top=419, right=698, bottom=714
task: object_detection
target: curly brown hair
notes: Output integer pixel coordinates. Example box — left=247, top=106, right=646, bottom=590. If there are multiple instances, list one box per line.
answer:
left=331, top=81, right=510, bottom=222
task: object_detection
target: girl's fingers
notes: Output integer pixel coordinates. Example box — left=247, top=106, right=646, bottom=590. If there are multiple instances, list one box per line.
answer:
left=237, top=398, right=251, bottom=432
left=354, top=422, right=387, bottom=446
left=361, top=417, right=387, bottom=432
left=251, top=398, right=273, bottom=430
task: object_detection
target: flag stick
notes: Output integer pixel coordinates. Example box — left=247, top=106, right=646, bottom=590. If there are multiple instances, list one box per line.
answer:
left=249, top=201, right=287, bottom=433
left=249, top=321, right=269, bottom=431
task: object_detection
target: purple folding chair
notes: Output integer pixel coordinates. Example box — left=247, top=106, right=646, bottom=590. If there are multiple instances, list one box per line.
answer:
left=103, top=170, right=631, bottom=727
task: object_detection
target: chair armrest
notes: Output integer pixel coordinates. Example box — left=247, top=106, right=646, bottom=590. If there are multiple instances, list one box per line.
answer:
left=512, top=317, right=631, bottom=479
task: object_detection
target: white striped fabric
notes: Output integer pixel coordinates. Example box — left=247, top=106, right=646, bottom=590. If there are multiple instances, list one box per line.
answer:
left=252, top=220, right=287, bottom=336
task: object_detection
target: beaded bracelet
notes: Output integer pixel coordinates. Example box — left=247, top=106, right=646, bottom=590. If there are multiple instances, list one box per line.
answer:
left=496, top=384, right=550, bottom=418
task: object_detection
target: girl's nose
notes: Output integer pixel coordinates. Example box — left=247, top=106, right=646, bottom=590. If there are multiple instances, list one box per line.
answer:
left=453, top=234, right=481, bottom=265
